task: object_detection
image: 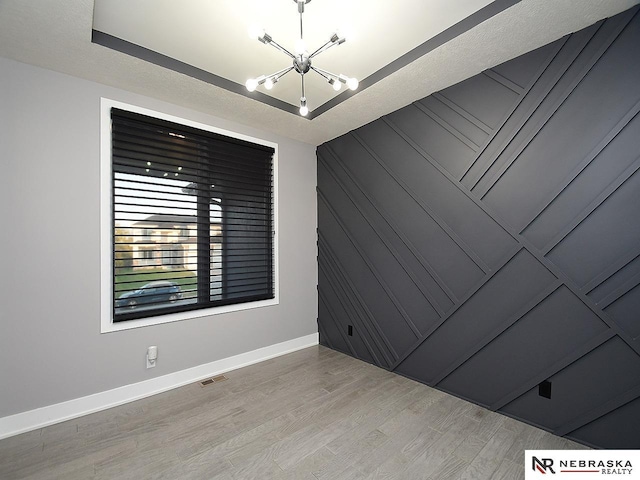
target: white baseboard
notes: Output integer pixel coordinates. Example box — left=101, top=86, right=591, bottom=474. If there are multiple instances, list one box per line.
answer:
left=0, top=333, right=319, bottom=440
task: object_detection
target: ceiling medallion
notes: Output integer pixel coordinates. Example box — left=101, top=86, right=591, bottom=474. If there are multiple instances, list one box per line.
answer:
left=245, top=0, right=358, bottom=116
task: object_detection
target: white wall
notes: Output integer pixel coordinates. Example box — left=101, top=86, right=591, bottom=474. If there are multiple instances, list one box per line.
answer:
left=0, top=57, right=318, bottom=418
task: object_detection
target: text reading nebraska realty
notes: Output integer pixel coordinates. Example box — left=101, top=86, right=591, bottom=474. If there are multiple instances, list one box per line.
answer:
left=526, top=450, right=640, bottom=479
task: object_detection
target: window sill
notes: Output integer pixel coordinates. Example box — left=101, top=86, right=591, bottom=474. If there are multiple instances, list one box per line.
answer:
left=100, top=297, right=279, bottom=333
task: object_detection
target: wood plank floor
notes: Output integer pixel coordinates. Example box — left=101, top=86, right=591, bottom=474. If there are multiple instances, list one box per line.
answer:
left=0, top=346, right=587, bottom=479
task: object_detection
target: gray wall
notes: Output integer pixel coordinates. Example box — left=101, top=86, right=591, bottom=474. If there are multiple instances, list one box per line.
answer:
left=317, top=6, right=640, bottom=449
left=0, top=57, right=318, bottom=418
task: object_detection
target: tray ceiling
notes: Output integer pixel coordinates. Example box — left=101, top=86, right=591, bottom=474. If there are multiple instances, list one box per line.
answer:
left=92, top=0, right=497, bottom=116
left=0, top=0, right=638, bottom=144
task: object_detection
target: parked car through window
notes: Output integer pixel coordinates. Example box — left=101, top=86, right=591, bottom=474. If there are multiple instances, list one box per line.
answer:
left=115, top=281, right=183, bottom=309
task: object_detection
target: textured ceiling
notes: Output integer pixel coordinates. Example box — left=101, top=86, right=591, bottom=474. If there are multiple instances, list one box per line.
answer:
left=92, top=0, right=495, bottom=111
left=0, top=0, right=638, bottom=145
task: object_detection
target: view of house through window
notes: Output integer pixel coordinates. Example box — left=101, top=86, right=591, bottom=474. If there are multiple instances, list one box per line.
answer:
left=113, top=174, right=220, bottom=312
left=111, top=108, right=275, bottom=322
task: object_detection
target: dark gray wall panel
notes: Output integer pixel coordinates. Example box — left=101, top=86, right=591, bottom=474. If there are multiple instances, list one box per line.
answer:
left=547, top=169, right=640, bottom=288
left=318, top=296, right=353, bottom=356
left=436, top=71, right=519, bottom=130
left=318, top=151, right=455, bottom=314
left=323, top=136, right=485, bottom=299
left=355, top=121, right=517, bottom=269
left=501, top=337, right=640, bottom=436
left=567, top=397, right=640, bottom=448
left=317, top=161, right=440, bottom=334
left=318, top=200, right=419, bottom=358
left=386, top=104, right=478, bottom=179
left=418, top=96, right=489, bottom=148
left=396, top=250, right=556, bottom=384
left=318, top=267, right=387, bottom=367
left=490, top=42, right=560, bottom=90
left=605, top=285, right=640, bottom=339
left=522, top=112, right=640, bottom=251
left=483, top=15, right=640, bottom=232
left=437, top=287, right=607, bottom=407
left=317, top=6, right=640, bottom=449
left=588, top=254, right=640, bottom=306
left=468, top=22, right=607, bottom=195
left=462, top=34, right=585, bottom=191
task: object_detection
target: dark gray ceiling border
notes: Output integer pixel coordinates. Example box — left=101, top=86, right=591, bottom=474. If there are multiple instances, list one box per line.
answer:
left=91, top=30, right=299, bottom=116
left=91, top=0, right=520, bottom=121
left=309, top=0, right=521, bottom=119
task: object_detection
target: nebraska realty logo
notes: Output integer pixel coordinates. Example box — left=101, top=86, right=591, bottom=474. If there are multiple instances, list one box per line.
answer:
left=525, top=451, right=640, bottom=479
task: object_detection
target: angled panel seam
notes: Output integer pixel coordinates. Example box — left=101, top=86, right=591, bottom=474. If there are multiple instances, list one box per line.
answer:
left=460, top=36, right=570, bottom=185
left=521, top=101, right=640, bottom=235
left=354, top=126, right=493, bottom=273
left=582, top=248, right=640, bottom=295
left=318, top=249, right=393, bottom=366
left=318, top=236, right=400, bottom=362
left=482, top=69, right=525, bottom=94
left=491, top=330, right=615, bottom=411
left=381, top=116, right=517, bottom=243
left=542, top=153, right=640, bottom=257
left=411, top=101, right=481, bottom=151
left=557, top=383, right=640, bottom=437
left=318, top=190, right=423, bottom=339
left=432, top=92, right=493, bottom=134
left=476, top=17, right=632, bottom=200
left=351, top=129, right=490, bottom=273
left=598, top=271, right=640, bottom=310
left=431, top=280, right=563, bottom=386
left=520, top=244, right=640, bottom=358
left=318, top=152, right=446, bottom=317
left=391, top=245, right=523, bottom=370
left=323, top=144, right=458, bottom=305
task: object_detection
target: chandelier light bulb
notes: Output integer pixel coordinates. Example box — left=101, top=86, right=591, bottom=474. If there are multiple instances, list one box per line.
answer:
left=327, top=77, right=341, bottom=91
left=245, top=78, right=258, bottom=92
left=295, top=38, right=307, bottom=55
left=347, top=77, right=359, bottom=90
left=264, top=78, right=274, bottom=90
left=299, top=97, right=309, bottom=116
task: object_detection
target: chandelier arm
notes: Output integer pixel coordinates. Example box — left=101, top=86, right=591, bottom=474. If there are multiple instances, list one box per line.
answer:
left=301, top=73, right=306, bottom=98
left=267, top=66, right=295, bottom=80
left=308, top=40, right=333, bottom=59
left=267, top=39, right=296, bottom=59
left=311, top=66, right=338, bottom=80
left=277, top=67, right=295, bottom=81
left=310, top=66, right=332, bottom=81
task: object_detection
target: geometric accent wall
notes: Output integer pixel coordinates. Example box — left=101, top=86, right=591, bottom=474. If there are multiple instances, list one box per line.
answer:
left=317, top=6, right=640, bottom=449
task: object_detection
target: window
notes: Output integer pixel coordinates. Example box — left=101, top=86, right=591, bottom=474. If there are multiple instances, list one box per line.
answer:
left=101, top=101, right=277, bottom=331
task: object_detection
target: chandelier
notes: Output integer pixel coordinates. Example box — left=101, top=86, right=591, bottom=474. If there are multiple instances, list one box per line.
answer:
left=245, top=0, right=358, bottom=116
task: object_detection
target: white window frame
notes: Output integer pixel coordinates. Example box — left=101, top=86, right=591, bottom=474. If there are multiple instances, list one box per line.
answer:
left=100, top=98, right=279, bottom=333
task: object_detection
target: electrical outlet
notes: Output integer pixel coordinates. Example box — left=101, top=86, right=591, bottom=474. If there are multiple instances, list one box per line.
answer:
left=146, top=346, right=158, bottom=369
left=539, top=380, right=552, bottom=399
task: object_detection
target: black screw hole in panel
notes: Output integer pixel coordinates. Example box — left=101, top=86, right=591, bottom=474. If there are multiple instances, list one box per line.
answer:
left=539, top=380, right=552, bottom=399
left=348, top=325, right=353, bottom=336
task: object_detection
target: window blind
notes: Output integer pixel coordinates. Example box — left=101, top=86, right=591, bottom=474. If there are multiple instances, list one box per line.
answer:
left=111, top=108, right=274, bottom=322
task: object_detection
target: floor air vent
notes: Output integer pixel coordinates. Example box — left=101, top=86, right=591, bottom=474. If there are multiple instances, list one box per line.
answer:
left=199, top=374, right=228, bottom=387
